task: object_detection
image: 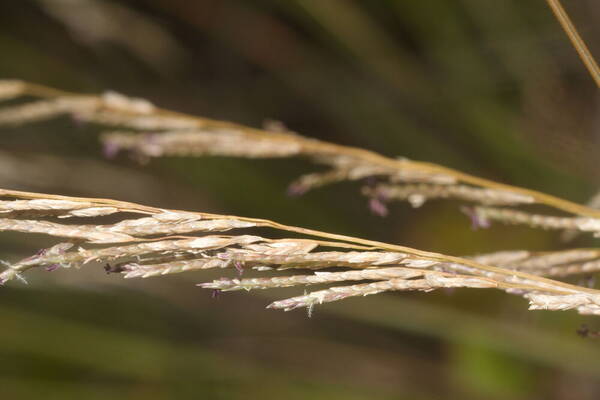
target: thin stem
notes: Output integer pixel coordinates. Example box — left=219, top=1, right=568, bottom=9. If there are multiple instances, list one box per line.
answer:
left=545, top=0, right=600, bottom=88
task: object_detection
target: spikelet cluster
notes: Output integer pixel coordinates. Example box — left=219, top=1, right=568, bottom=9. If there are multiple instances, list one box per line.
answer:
left=2, top=80, right=600, bottom=318
left=3, top=79, right=598, bottom=237
left=0, top=188, right=599, bottom=316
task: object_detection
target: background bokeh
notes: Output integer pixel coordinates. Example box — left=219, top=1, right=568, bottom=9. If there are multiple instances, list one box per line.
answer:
left=1, top=1, right=600, bottom=399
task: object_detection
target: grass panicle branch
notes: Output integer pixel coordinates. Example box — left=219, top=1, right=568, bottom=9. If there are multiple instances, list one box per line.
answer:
left=2, top=80, right=600, bottom=228
left=0, top=187, right=599, bottom=316
left=1, top=80, right=600, bottom=317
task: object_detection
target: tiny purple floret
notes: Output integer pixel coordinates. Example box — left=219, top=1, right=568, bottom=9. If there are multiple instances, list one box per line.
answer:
left=45, top=264, right=60, bottom=272
left=369, top=197, right=388, bottom=217
left=102, top=141, right=121, bottom=159
left=234, top=261, right=244, bottom=276
left=461, top=207, right=490, bottom=230
left=287, top=183, right=308, bottom=197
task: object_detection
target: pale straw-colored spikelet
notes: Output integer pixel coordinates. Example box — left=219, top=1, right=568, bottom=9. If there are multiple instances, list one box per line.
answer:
left=503, top=249, right=600, bottom=270
left=472, top=206, right=600, bottom=234
left=0, top=97, right=100, bottom=125
left=101, top=130, right=303, bottom=158
left=0, top=242, right=73, bottom=283
left=312, top=154, right=456, bottom=184
left=78, top=110, right=201, bottom=130
left=0, top=218, right=137, bottom=243
left=0, top=89, right=155, bottom=126
left=577, top=219, right=600, bottom=234
left=471, top=250, right=532, bottom=265
left=287, top=169, right=352, bottom=195
left=313, top=155, right=457, bottom=186
left=4, top=235, right=263, bottom=275
left=286, top=165, right=457, bottom=196
left=105, top=214, right=257, bottom=236
left=222, top=250, right=409, bottom=269
left=267, top=274, right=497, bottom=311
left=526, top=292, right=600, bottom=314
left=0, top=80, right=25, bottom=101
left=122, top=257, right=231, bottom=279
left=466, top=249, right=600, bottom=277
left=241, top=240, right=318, bottom=255
left=363, top=183, right=535, bottom=208
left=0, top=199, right=119, bottom=217
left=90, top=235, right=263, bottom=259
left=401, top=259, right=439, bottom=268
left=0, top=199, right=120, bottom=218
left=64, top=207, right=121, bottom=217
left=101, top=91, right=155, bottom=114
left=267, top=280, right=410, bottom=311
left=0, top=210, right=258, bottom=243
left=528, top=259, right=600, bottom=277
left=200, top=267, right=426, bottom=291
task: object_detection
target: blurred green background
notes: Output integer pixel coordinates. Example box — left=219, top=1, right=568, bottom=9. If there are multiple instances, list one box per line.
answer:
left=1, top=0, right=600, bottom=399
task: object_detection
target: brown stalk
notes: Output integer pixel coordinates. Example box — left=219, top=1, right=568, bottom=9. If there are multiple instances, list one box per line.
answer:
left=545, top=0, right=600, bottom=88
